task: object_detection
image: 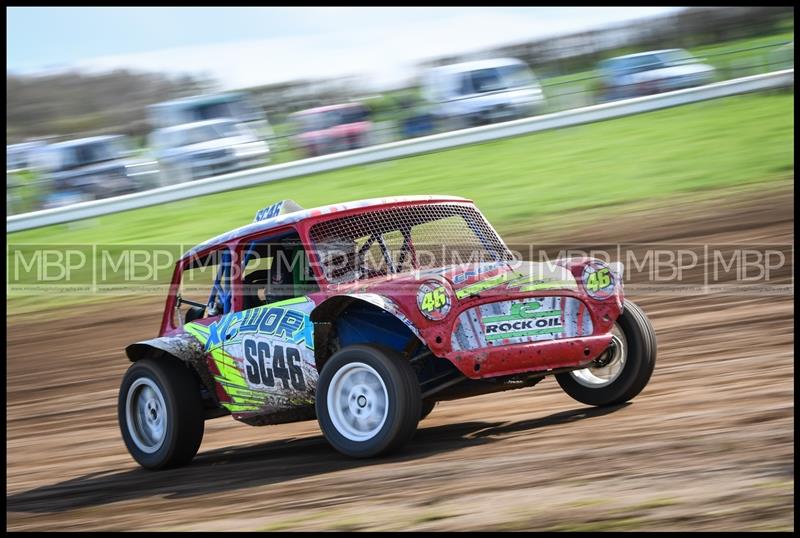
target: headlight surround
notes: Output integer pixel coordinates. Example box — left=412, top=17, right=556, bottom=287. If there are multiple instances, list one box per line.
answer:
left=416, top=279, right=453, bottom=321
left=581, top=260, right=617, bottom=301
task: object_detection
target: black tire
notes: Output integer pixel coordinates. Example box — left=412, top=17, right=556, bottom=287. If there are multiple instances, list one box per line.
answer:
left=555, top=300, right=656, bottom=406
left=118, top=358, right=205, bottom=470
left=420, top=399, right=437, bottom=421
left=316, top=344, right=421, bottom=458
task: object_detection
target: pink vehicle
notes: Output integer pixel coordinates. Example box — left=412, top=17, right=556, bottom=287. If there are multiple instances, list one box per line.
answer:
left=290, top=103, right=372, bottom=157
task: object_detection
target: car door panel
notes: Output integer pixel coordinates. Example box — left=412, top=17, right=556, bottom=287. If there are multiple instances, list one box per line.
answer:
left=211, top=296, right=319, bottom=420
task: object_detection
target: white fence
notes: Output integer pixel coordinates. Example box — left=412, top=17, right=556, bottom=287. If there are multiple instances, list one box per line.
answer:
left=7, top=68, right=793, bottom=233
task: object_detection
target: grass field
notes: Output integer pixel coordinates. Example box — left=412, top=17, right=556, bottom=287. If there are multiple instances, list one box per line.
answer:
left=9, top=91, right=794, bottom=245
left=7, top=91, right=794, bottom=313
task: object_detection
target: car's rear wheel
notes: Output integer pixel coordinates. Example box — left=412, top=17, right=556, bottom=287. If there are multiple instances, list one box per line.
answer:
left=316, top=345, right=421, bottom=458
left=118, top=358, right=205, bottom=470
left=556, top=300, right=656, bottom=406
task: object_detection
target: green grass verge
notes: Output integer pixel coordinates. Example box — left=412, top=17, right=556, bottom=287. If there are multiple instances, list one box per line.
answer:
left=6, top=91, right=794, bottom=314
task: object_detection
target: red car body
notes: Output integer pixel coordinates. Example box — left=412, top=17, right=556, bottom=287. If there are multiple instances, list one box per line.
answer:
left=120, top=195, right=653, bottom=468
left=137, top=196, right=620, bottom=419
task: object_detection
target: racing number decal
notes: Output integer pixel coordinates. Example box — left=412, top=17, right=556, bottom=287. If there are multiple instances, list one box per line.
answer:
left=420, top=287, right=447, bottom=312
left=585, top=267, right=611, bottom=292
left=243, top=338, right=306, bottom=391
left=582, top=263, right=615, bottom=300
left=417, top=280, right=452, bottom=320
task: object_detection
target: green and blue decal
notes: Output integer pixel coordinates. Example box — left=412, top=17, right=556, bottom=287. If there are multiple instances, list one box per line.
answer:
left=184, top=296, right=317, bottom=414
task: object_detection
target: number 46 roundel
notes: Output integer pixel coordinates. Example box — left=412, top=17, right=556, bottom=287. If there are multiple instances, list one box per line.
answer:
left=582, top=263, right=615, bottom=300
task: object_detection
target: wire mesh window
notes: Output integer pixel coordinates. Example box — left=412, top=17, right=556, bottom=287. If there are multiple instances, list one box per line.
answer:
left=308, top=203, right=513, bottom=284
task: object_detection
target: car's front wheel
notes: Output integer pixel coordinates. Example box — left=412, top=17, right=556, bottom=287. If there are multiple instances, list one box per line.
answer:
left=316, top=344, right=421, bottom=458
left=555, top=300, right=656, bottom=406
left=118, top=358, right=205, bottom=470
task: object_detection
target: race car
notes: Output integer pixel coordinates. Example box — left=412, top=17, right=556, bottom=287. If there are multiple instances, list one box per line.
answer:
left=119, top=196, right=656, bottom=469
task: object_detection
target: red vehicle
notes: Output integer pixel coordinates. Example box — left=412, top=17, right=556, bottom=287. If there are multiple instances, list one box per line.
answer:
left=289, top=103, right=372, bottom=157
left=119, top=196, right=657, bottom=469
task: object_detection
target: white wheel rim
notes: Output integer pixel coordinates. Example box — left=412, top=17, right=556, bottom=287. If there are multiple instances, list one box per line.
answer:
left=570, top=323, right=628, bottom=388
left=327, top=362, right=389, bottom=442
left=126, top=377, right=168, bottom=454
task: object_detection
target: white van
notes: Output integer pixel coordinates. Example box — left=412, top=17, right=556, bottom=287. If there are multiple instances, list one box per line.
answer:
left=421, top=57, right=545, bottom=129
left=148, top=92, right=275, bottom=140
left=148, top=119, right=269, bottom=184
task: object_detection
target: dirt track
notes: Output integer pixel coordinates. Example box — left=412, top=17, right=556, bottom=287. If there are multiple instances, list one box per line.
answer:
left=6, top=186, right=794, bottom=531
